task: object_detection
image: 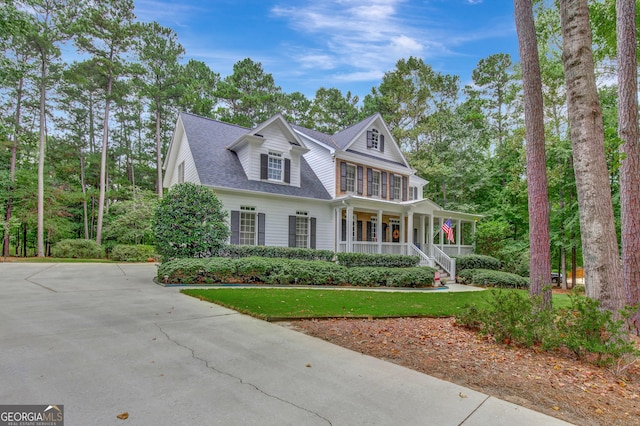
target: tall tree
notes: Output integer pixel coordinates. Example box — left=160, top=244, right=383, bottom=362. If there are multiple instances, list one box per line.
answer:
left=23, top=0, right=77, bottom=256
left=309, top=87, right=359, bottom=134
left=74, top=0, right=136, bottom=245
left=514, top=0, right=552, bottom=306
left=135, top=21, right=184, bottom=197
left=617, top=0, right=640, bottom=331
left=559, top=0, right=624, bottom=314
left=177, top=59, right=219, bottom=118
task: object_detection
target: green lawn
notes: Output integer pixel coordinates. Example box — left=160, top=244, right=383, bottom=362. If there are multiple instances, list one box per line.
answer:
left=182, top=288, right=572, bottom=320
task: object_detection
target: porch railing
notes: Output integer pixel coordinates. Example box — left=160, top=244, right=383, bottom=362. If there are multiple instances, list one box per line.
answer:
left=339, top=242, right=408, bottom=255
left=409, top=243, right=434, bottom=267
left=431, top=243, right=456, bottom=279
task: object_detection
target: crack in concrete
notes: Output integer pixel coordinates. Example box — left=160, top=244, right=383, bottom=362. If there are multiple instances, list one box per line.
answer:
left=458, top=395, right=491, bottom=425
left=24, top=264, right=58, bottom=292
left=155, top=322, right=333, bottom=426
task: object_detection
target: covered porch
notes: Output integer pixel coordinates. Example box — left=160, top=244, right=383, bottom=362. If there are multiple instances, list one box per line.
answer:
left=333, top=197, right=481, bottom=277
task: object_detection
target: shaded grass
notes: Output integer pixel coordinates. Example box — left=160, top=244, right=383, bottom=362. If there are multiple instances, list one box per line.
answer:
left=182, top=288, right=572, bottom=320
left=1, top=256, right=115, bottom=263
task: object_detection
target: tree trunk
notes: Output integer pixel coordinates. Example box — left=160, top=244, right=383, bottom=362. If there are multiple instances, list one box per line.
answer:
left=96, top=68, right=113, bottom=245
left=3, top=75, right=23, bottom=258
left=515, top=0, right=552, bottom=307
left=156, top=106, right=163, bottom=197
left=80, top=155, right=89, bottom=240
left=617, top=0, right=640, bottom=332
left=559, top=0, right=624, bottom=314
left=37, top=57, right=47, bottom=257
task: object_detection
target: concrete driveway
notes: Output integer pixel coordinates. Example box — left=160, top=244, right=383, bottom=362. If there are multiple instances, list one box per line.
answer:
left=0, top=263, right=571, bottom=425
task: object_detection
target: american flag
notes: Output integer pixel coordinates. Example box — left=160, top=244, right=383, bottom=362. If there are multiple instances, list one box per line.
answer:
left=442, top=219, right=454, bottom=242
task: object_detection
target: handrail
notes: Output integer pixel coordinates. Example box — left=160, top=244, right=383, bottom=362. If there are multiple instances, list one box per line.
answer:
left=409, top=243, right=433, bottom=267
left=430, top=243, right=456, bottom=278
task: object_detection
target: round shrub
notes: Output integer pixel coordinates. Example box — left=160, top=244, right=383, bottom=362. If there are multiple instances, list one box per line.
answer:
left=51, top=239, right=105, bottom=259
left=153, top=183, right=229, bottom=261
left=454, top=254, right=501, bottom=272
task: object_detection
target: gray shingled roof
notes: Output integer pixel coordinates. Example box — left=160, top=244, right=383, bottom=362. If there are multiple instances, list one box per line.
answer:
left=332, top=114, right=377, bottom=149
left=180, top=112, right=332, bottom=200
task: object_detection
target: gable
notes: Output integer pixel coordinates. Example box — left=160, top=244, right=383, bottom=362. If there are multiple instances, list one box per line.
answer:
left=343, top=116, right=409, bottom=168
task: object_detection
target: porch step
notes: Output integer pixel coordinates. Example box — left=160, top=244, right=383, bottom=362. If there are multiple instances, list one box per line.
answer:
left=434, top=268, right=451, bottom=285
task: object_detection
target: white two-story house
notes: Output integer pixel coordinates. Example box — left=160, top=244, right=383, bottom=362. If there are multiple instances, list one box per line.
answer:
left=163, top=112, right=481, bottom=277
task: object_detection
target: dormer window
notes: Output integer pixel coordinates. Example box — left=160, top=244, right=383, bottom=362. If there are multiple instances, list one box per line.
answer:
left=268, top=151, right=283, bottom=181
left=367, top=129, right=385, bottom=152
left=345, top=164, right=356, bottom=192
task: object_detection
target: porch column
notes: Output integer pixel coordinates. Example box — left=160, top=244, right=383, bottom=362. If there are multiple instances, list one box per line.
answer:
left=334, top=207, right=340, bottom=253
left=428, top=214, right=433, bottom=256
left=420, top=215, right=426, bottom=250
left=400, top=212, right=406, bottom=254
left=456, top=219, right=462, bottom=254
left=377, top=210, right=383, bottom=254
left=439, top=217, right=444, bottom=251
left=472, top=220, right=477, bottom=252
left=407, top=211, right=414, bottom=247
left=346, top=206, right=353, bottom=252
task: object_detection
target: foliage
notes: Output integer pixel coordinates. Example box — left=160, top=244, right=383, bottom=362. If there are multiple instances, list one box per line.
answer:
left=103, top=190, right=157, bottom=247
left=336, top=252, right=419, bottom=268
left=457, top=290, right=639, bottom=365
left=158, top=257, right=434, bottom=288
left=217, top=244, right=334, bottom=261
left=109, top=244, right=158, bottom=262
left=152, top=183, right=229, bottom=260
left=51, top=238, right=105, bottom=259
left=457, top=268, right=529, bottom=288
left=453, top=254, right=501, bottom=272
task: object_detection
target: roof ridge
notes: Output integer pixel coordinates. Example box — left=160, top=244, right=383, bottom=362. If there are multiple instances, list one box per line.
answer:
left=180, top=111, right=251, bottom=131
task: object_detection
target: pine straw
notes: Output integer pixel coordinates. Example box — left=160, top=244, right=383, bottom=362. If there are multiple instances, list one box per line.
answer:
left=286, top=317, right=640, bottom=426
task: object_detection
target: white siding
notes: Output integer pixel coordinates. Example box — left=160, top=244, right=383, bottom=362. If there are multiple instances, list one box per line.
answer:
left=349, top=127, right=404, bottom=164
left=167, top=132, right=200, bottom=188
left=300, top=138, right=336, bottom=197
left=236, top=144, right=254, bottom=180
left=215, top=190, right=334, bottom=250
left=258, top=123, right=302, bottom=187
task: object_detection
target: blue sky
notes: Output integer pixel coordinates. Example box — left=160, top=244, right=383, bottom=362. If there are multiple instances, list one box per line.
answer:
left=133, top=0, right=519, bottom=100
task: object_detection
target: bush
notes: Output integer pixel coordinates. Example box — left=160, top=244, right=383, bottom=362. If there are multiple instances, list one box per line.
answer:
left=153, top=183, right=229, bottom=261
left=110, top=244, right=158, bottom=262
left=159, top=257, right=435, bottom=288
left=454, top=254, right=501, bottom=272
left=51, top=239, right=105, bottom=259
left=217, top=245, right=334, bottom=261
left=456, top=290, right=639, bottom=365
left=336, top=252, right=419, bottom=268
left=457, top=268, right=529, bottom=288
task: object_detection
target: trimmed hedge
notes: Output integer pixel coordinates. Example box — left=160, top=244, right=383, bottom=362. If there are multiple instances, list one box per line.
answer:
left=158, top=257, right=435, bottom=288
left=51, top=239, right=105, bottom=259
left=457, top=268, right=529, bottom=289
left=453, top=254, right=501, bottom=272
left=336, top=252, right=419, bottom=268
left=217, top=245, right=335, bottom=262
left=110, top=244, right=159, bottom=262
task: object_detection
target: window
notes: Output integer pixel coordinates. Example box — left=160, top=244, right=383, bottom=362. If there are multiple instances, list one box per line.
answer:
left=393, top=175, right=401, bottom=200
left=370, top=129, right=379, bottom=150
left=410, top=186, right=419, bottom=200
left=239, top=206, right=256, bottom=245
left=178, top=161, right=185, bottom=183
left=371, top=171, right=380, bottom=197
left=346, top=164, right=356, bottom=192
left=268, top=151, right=283, bottom=181
left=370, top=216, right=378, bottom=241
left=295, top=211, right=309, bottom=248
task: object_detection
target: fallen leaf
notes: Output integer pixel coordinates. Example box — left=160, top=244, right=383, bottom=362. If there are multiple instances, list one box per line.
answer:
left=306, top=363, right=311, bottom=368
left=459, top=392, right=467, bottom=398
left=117, top=412, right=128, bottom=420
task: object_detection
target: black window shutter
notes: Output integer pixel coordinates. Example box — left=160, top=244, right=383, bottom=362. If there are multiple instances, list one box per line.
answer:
left=389, top=173, right=395, bottom=200
left=341, top=218, right=347, bottom=241
left=288, top=216, right=297, bottom=247
left=260, top=154, right=268, bottom=179
left=402, top=176, right=408, bottom=201
left=310, top=217, right=316, bottom=249
left=357, top=220, right=363, bottom=242
left=357, top=166, right=363, bottom=195
left=230, top=211, right=240, bottom=244
left=366, top=130, right=372, bottom=148
left=258, top=213, right=266, bottom=245
left=284, top=158, right=291, bottom=183
left=381, top=172, right=387, bottom=199
left=380, top=135, right=385, bottom=152
left=367, top=168, right=373, bottom=196
left=366, top=221, right=372, bottom=241
left=340, top=162, right=347, bottom=191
